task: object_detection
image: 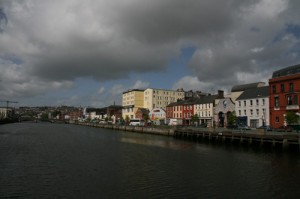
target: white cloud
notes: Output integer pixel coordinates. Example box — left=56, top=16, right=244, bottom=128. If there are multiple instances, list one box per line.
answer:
left=132, top=80, right=150, bottom=89
left=172, top=76, right=222, bottom=93
left=97, top=87, right=105, bottom=95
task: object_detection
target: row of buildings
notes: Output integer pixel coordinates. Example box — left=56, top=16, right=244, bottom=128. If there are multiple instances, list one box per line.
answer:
left=1, top=64, right=299, bottom=129
left=122, top=64, right=300, bottom=129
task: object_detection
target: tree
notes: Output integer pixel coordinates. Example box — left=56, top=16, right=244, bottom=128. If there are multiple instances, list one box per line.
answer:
left=125, top=115, right=130, bottom=125
left=191, top=114, right=199, bottom=126
left=143, top=113, right=149, bottom=122
left=285, top=111, right=299, bottom=125
left=227, top=111, right=237, bottom=126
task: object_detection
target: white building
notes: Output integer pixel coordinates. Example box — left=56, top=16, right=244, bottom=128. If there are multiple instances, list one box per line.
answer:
left=194, top=94, right=220, bottom=127
left=0, top=107, right=11, bottom=119
left=149, top=108, right=166, bottom=124
left=235, top=86, right=269, bottom=128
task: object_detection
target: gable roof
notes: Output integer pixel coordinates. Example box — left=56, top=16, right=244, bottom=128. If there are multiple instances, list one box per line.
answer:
left=194, top=95, right=218, bottom=104
left=236, top=86, right=269, bottom=100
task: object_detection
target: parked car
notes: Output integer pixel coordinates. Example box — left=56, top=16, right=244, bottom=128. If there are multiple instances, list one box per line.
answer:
left=237, top=125, right=251, bottom=130
left=199, top=123, right=207, bottom=128
left=227, top=124, right=237, bottom=129
left=276, top=125, right=293, bottom=132
left=257, top=125, right=273, bottom=131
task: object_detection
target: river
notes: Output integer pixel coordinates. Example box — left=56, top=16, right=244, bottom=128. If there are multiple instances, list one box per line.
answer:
left=1, top=123, right=300, bottom=198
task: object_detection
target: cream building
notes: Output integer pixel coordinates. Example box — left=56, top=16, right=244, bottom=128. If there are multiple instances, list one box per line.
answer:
left=122, top=89, right=145, bottom=119
left=194, top=95, right=219, bottom=127
left=144, top=88, right=184, bottom=111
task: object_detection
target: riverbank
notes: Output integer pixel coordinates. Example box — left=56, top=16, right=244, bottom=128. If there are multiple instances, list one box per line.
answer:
left=75, top=122, right=175, bottom=136
left=75, top=122, right=300, bottom=151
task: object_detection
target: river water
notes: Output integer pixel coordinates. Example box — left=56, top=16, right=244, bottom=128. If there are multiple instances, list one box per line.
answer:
left=1, top=123, right=300, bottom=198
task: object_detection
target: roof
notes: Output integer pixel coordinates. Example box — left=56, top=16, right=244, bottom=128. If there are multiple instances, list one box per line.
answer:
left=136, top=108, right=149, bottom=114
left=122, top=89, right=145, bottom=94
left=236, top=86, right=269, bottom=100
left=166, top=98, right=195, bottom=107
left=231, top=82, right=265, bottom=92
left=194, top=95, right=218, bottom=104
left=272, top=64, right=300, bottom=78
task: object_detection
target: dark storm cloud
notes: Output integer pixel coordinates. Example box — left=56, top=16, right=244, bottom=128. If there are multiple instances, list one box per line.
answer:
left=1, top=0, right=300, bottom=99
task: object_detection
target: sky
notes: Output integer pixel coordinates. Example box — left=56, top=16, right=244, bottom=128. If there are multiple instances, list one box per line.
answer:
left=1, top=0, right=300, bottom=107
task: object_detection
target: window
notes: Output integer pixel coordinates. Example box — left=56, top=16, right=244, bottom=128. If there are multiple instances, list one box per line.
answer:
left=294, top=95, right=298, bottom=105
left=287, top=96, right=292, bottom=105
left=276, top=116, right=279, bottom=123
left=244, top=110, right=246, bottom=115
left=290, top=83, right=294, bottom=92
left=262, top=99, right=265, bottom=106
left=244, top=101, right=246, bottom=106
left=256, top=99, right=259, bottom=106
left=256, top=109, right=259, bottom=116
left=250, top=109, right=253, bottom=115
left=239, top=101, right=241, bottom=107
left=239, top=110, right=241, bottom=116
left=250, top=100, right=253, bottom=106
left=275, top=97, right=279, bottom=107
left=273, top=85, right=276, bottom=94
left=280, top=84, right=284, bottom=92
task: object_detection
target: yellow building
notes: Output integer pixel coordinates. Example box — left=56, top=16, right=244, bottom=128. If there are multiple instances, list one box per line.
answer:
left=144, top=88, right=184, bottom=111
left=122, top=89, right=145, bottom=119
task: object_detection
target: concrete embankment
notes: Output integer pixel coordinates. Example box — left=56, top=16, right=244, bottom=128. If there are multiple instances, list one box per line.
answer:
left=76, top=122, right=175, bottom=136
left=73, top=122, right=300, bottom=151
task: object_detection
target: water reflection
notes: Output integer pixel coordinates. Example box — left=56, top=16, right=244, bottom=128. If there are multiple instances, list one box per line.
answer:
left=120, top=136, right=194, bottom=151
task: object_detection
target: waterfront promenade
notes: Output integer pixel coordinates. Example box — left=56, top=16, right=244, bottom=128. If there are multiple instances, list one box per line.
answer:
left=75, top=122, right=300, bottom=151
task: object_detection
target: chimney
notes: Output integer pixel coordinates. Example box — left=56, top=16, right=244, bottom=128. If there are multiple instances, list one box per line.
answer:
left=218, top=90, right=224, bottom=98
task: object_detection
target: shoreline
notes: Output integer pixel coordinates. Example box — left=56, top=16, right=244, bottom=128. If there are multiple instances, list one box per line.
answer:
left=74, top=122, right=300, bottom=152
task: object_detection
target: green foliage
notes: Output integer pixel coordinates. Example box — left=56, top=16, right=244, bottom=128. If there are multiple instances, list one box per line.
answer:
left=227, top=111, right=237, bottom=126
left=41, top=112, right=49, bottom=121
left=285, top=111, right=299, bottom=125
left=143, top=113, right=149, bottom=121
left=125, top=115, right=130, bottom=124
left=191, top=114, right=199, bottom=124
left=52, top=110, right=61, bottom=118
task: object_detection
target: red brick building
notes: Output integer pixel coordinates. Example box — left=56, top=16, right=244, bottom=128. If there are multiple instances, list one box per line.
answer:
left=269, top=64, right=300, bottom=128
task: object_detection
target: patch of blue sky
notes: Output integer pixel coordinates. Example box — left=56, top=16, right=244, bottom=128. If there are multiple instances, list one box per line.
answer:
left=273, top=24, right=300, bottom=43
left=129, top=46, right=196, bottom=90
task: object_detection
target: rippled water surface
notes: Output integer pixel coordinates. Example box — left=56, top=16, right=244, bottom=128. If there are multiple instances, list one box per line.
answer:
left=1, top=123, right=300, bottom=198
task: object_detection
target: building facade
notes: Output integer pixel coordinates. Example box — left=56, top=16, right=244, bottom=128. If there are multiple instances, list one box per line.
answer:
left=194, top=95, right=219, bottom=127
left=214, top=98, right=235, bottom=127
left=166, top=100, right=184, bottom=125
left=122, top=89, right=145, bottom=119
left=269, top=64, right=300, bottom=128
left=235, top=86, right=269, bottom=128
left=149, top=108, right=166, bottom=124
left=144, top=88, right=184, bottom=111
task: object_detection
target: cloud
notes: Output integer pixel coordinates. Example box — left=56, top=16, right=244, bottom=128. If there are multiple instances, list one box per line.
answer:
left=97, top=87, right=105, bottom=95
left=172, top=76, right=222, bottom=93
left=132, top=80, right=150, bottom=89
left=0, top=0, right=300, bottom=103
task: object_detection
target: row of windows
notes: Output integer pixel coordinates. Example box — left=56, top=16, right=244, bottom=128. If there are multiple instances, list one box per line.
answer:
left=274, top=95, right=298, bottom=107
left=145, top=90, right=183, bottom=96
left=272, top=82, right=294, bottom=94
left=237, top=109, right=266, bottom=116
left=196, top=111, right=211, bottom=117
left=184, top=105, right=193, bottom=110
left=195, top=104, right=211, bottom=109
left=238, top=99, right=265, bottom=107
